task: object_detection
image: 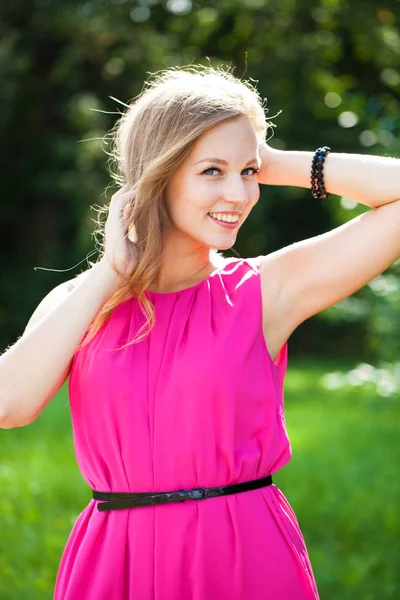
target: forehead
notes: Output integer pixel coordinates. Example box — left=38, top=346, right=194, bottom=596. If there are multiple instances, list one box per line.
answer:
left=190, top=117, right=258, bottom=159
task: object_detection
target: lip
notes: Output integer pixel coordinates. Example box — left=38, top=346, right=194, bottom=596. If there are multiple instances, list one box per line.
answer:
left=209, top=211, right=242, bottom=215
left=207, top=213, right=239, bottom=229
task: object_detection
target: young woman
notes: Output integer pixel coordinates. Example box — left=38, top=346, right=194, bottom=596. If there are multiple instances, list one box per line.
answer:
left=1, top=66, right=399, bottom=599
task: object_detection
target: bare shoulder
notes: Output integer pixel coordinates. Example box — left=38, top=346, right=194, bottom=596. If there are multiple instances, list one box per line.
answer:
left=258, top=254, right=296, bottom=362
left=23, top=270, right=91, bottom=335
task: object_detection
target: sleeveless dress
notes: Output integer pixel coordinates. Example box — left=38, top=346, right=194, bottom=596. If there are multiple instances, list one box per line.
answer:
left=53, top=256, right=320, bottom=599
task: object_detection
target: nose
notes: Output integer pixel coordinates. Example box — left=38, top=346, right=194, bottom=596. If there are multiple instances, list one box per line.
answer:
left=221, top=174, right=249, bottom=206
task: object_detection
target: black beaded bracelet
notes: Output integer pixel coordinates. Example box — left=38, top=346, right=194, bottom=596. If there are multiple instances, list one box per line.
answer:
left=311, top=146, right=331, bottom=199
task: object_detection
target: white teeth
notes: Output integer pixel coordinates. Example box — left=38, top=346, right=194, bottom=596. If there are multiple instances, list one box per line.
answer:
left=209, top=212, right=239, bottom=223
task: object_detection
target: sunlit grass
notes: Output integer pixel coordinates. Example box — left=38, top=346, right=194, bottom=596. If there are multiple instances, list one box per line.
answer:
left=1, top=359, right=399, bottom=599
left=274, top=358, right=400, bottom=599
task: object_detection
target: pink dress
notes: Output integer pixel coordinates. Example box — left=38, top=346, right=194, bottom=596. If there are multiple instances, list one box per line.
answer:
left=54, top=256, right=319, bottom=599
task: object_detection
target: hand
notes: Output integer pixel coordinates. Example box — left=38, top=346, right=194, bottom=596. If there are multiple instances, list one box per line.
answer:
left=257, top=142, right=285, bottom=186
left=102, top=185, right=139, bottom=278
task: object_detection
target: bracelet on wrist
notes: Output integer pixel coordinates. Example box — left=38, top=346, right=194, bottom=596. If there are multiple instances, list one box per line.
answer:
left=311, top=146, right=330, bottom=199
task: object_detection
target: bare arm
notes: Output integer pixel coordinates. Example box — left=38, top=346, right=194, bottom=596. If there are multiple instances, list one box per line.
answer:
left=259, top=147, right=400, bottom=208
left=0, top=260, right=122, bottom=429
left=262, top=199, right=400, bottom=337
left=0, top=184, right=139, bottom=429
left=257, top=148, right=400, bottom=350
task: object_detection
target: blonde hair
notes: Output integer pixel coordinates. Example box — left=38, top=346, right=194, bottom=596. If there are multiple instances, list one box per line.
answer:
left=78, top=64, right=271, bottom=352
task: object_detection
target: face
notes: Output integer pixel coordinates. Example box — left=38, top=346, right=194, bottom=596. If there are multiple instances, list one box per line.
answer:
left=164, top=117, right=261, bottom=251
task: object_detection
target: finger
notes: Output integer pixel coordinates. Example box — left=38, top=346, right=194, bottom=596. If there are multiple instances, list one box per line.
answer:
left=110, top=188, right=132, bottom=210
left=122, top=203, right=132, bottom=220
left=127, top=223, right=137, bottom=243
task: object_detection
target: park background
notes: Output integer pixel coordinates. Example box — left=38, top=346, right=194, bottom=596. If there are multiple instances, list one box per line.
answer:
left=1, top=0, right=400, bottom=598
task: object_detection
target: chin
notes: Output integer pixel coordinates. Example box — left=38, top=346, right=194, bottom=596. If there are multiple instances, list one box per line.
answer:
left=191, top=229, right=238, bottom=251
left=210, top=239, right=236, bottom=251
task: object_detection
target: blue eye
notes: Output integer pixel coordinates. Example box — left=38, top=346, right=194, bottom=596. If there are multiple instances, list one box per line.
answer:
left=202, top=167, right=221, bottom=175
left=201, top=166, right=260, bottom=176
left=243, top=167, right=260, bottom=176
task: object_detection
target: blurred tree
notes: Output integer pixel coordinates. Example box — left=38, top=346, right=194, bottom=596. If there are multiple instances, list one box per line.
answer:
left=0, top=0, right=399, bottom=361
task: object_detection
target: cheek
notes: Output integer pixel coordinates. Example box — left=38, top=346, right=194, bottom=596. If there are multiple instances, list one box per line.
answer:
left=249, top=182, right=260, bottom=205
left=194, top=177, right=219, bottom=198
left=165, top=178, right=193, bottom=215
left=167, top=192, right=200, bottom=228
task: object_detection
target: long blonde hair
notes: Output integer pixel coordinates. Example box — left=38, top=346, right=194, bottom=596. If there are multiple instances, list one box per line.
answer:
left=77, top=65, right=270, bottom=352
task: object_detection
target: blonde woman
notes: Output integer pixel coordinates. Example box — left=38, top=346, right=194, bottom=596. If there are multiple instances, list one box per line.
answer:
left=1, top=66, right=400, bottom=600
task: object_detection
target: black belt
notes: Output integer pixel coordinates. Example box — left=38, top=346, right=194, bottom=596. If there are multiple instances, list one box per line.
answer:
left=92, top=475, right=273, bottom=512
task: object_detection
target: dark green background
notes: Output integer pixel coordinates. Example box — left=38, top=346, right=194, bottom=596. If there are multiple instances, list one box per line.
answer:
left=1, top=0, right=399, bottom=360
left=1, top=1, right=399, bottom=598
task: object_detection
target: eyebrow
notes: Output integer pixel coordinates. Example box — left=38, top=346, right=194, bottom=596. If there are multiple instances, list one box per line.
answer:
left=193, top=157, right=259, bottom=167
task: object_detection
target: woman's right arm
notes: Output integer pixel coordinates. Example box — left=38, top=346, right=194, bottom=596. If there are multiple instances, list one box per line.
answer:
left=0, top=259, right=123, bottom=429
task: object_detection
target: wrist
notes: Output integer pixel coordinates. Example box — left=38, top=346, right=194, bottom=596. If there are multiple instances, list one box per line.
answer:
left=258, top=146, right=285, bottom=186
left=259, top=146, right=314, bottom=189
left=96, top=258, right=126, bottom=289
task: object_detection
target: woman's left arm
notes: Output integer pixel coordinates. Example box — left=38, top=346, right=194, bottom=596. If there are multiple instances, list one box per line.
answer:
left=258, top=146, right=400, bottom=207
left=256, top=145, right=400, bottom=332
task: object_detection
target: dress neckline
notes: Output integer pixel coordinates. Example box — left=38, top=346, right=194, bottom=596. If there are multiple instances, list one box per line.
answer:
left=145, top=257, right=231, bottom=296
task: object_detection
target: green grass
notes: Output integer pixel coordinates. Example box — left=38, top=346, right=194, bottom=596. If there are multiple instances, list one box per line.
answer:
left=1, top=358, right=399, bottom=599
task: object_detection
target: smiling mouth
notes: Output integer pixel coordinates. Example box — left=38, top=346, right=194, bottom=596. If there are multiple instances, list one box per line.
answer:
left=207, top=213, right=239, bottom=228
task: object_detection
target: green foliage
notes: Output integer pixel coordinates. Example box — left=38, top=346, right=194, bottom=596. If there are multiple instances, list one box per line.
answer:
left=1, top=4, right=400, bottom=597
left=1, top=0, right=400, bottom=358
left=1, top=360, right=399, bottom=598
left=322, top=259, right=400, bottom=389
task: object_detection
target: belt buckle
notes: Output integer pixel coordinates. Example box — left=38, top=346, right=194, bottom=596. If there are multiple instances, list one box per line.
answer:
left=177, top=487, right=207, bottom=501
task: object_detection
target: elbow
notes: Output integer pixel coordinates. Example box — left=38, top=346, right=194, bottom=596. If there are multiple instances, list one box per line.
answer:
left=0, top=388, right=45, bottom=429
left=0, top=404, right=11, bottom=428
left=0, top=413, right=15, bottom=429
left=0, top=407, right=36, bottom=429
left=0, top=416, right=35, bottom=429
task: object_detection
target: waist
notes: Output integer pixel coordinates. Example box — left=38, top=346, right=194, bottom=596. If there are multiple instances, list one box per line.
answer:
left=92, top=475, right=273, bottom=512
